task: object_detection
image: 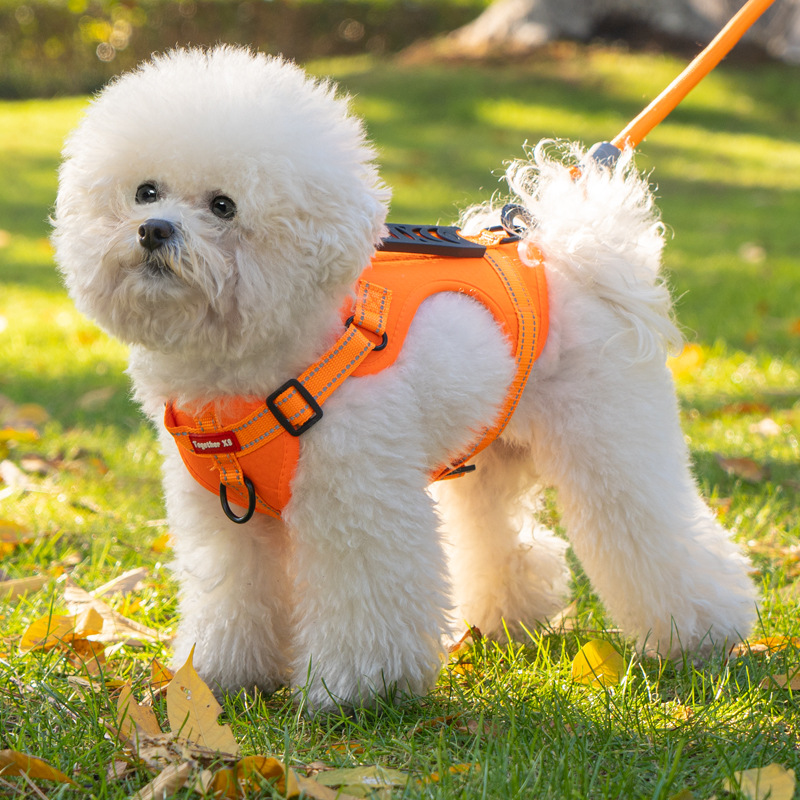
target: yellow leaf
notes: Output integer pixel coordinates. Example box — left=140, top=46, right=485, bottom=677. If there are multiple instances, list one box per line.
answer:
left=130, top=762, right=193, bottom=800
left=730, top=636, right=800, bottom=657
left=116, top=683, right=164, bottom=747
left=0, top=750, right=77, bottom=785
left=571, top=640, right=625, bottom=687
left=151, top=532, right=171, bottom=553
left=150, top=658, right=174, bottom=691
left=0, top=428, right=40, bottom=445
left=238, top=756, right=300, bottom=798
left=420, top=763, right=480, bottom=783
left=0, top=575, right=48, bottom=600
left=63, top=578, right=161, bottom=645
left=0, top=520, right=35, bottom=556
left=297, top=774, right=354, bottom=799
left=667, top=343, right=705, bottom=380
left=723, top=764, right=796, bottom=800
left=314, top=765, right=408, bottom=790
left=19, top=608, right=104, bottom=653
left=166, top=646, right=240, bottom=755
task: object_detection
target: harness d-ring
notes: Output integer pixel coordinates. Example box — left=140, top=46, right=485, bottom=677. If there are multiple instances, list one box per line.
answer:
left=345, top=316, right=387, bottom=351
left=220, top=476, right=256, bottom=524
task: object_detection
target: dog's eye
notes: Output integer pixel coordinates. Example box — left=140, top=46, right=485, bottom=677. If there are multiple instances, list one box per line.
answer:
left=135, top=183, right=159, bottom=204
left=211, top=195, right=236, bottom=220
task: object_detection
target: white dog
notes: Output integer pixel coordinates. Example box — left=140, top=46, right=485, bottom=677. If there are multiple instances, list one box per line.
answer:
left=53, top=46, right=757, bottom=711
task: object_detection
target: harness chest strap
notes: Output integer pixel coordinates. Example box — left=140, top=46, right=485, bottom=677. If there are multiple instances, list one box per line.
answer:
left=165, top=279, right=392, bottom=520
left=164, top=238, right=548, bottom=521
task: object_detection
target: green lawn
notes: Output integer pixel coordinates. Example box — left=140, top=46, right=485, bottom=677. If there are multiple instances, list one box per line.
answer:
left=1, top=48, right=799, bottom=799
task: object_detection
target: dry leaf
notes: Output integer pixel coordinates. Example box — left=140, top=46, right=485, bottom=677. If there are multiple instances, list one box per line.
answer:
left=297, top=774, right=358, bottom=799
left=723, top=763, right=796, bottom=800
left=715, top=454, right=766, bottom=483
left=117, top=683, right=164, bottom=748
left=150, top=658, right=174, bottom=692
left=730, top=636, right=800, bottom=657
left=19, top=608, right=104, bottom=653
left=667, top=343, right=705, bottom=380
left=419, top=763, right=480, bottom=784
left=208, top=756, right=300, bottom=798
left=166, top=646, right=240, bottom=756
left=571, top=640, right=625, bottom=687
left=0, top=520, right=35, bottom=557
left=760, top=670, right=800, bottom=690
left=130, top=761, right=193, bottom=800
left=0, top=575, right=48, bottom=600
left=92, top=567, right=148, bottom=598
left=0, top=750, right=77, bottom=785
left=63, top=578, right=161, bottom=645
left=314, top=765, right=408, bottom=790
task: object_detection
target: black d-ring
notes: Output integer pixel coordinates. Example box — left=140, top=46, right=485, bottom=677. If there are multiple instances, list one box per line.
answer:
left=220, top=476, right=256, bottom=524
left=345, top=316, right=387, bottom=351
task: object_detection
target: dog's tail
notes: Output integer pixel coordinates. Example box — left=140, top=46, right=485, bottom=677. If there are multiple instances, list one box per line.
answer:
left=462, top=141, right=683, bottom=363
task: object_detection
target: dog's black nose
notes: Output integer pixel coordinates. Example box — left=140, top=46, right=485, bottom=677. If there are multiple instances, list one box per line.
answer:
left=138, top=219, right=175, bottom=251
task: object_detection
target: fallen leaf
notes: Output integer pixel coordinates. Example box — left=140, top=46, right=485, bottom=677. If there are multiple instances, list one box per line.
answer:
left=150, top=658, right=174, bottom=691
left=19, top=608, right=104, bottom=653
left=314, top=765, right=408, bottom=790
left=117, top=683, right=164, bottom=748
left=0, top=520, right=36, bottom=558
left=0, top=575, right=47, bottom=600
left=297, top=774, right=359, bottom=799
left=63, top=578, right=161, bottom=644
left=130, top=761, right=193, bottom=800
left=0, top=750, right=77, bottom=785
left=667, top=343, right=705, bottom=380
left=730, top=636, right=800, bottom=657
left=419, top=763, right=480, bottom=784
left=92, top=567, right=148, bottom=598
left=571, top=640, right=625, bottom=687
left=66, top=638, right=107, bottom=675
left=166, top=646, right=240, bottom=756
left=715, top=454, right=766, bottom=483
left=723, top=763, right=796, bottom=800
left=151, top=533, right=171, bottom=553
left=208, top=756, right=300, bottom=798
left=760, top=670, right=800, bottom=691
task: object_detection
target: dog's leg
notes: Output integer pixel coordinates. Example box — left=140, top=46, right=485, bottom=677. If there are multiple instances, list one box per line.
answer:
left=285, top=292, right=517, bottom=710
left=434, top=440, right=570, bottom=639
left=285, top=402, right=448, bottom=711
left=510, top=283, right=758, bottom=655
left=162, top=434, right=293, bottom=694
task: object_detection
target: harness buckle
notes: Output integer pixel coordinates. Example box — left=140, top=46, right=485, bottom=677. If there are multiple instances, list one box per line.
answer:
left=266, top=378, right=323, bottom=437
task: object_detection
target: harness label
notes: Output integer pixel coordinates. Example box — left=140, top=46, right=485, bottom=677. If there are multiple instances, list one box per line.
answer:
left=189, top=431, right=242, bottom=454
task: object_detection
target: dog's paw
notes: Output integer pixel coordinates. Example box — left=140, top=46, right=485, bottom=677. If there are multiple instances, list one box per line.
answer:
left=292, top=635, right=444, bottom=713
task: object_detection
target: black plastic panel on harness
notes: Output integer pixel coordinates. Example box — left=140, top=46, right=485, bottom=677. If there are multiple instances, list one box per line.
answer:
left=380, top=224, right=488, bottom=258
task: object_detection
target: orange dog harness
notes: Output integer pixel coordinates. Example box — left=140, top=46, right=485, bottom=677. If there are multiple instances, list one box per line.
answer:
left=164, top=226, right=549, bottom=522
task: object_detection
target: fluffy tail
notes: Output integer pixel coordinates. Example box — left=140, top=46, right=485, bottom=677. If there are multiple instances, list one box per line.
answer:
left=462, top=141, right=683, bottom=363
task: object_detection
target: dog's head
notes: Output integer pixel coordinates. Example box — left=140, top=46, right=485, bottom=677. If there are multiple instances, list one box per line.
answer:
left=52, top=47, right=389, bottom=359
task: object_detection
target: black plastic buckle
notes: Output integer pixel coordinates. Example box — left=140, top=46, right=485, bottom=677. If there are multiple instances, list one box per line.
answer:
left=220, top=475, right=256, bottom=524
left=266, top=378, right=323, bottom=437
left=345, top=315, right=388, bottom=351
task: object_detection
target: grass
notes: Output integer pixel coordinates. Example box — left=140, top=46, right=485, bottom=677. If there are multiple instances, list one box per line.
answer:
left=1, top=46, right=799, bottom=799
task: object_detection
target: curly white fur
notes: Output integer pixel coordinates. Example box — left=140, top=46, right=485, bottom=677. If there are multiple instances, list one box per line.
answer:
left=52, top=46, right=757, bottom=712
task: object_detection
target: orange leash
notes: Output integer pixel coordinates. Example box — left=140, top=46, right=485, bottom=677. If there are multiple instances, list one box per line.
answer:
left=611, top=0, right=777, bottom=150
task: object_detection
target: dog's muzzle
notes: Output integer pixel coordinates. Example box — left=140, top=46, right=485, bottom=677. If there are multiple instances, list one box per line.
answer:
left=138, top=218, right=176, bottom=252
